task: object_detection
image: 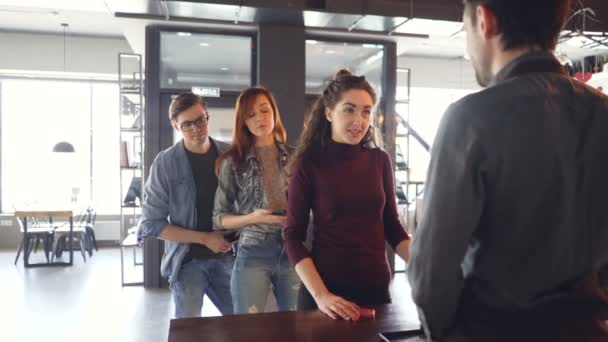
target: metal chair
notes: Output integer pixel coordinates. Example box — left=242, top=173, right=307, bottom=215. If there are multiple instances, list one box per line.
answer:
left=14, top=217, right=55, bottom=265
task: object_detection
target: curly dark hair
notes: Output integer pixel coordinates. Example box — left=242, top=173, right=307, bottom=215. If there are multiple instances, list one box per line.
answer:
left=289, top=69, right=378, bottom=173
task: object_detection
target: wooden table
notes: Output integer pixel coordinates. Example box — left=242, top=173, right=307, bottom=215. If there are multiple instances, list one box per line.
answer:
left=169, top=303, right=423, bottom=342
left=14, top=210, right=74, bottom=268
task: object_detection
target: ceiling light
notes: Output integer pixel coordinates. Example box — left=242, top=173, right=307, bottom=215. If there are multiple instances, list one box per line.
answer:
left=396, top=18, right=463, bottom=37
left=365, top=51, right=383, bottom=65
left=362, top=44, right=381, bottom=49
left=220, top=67, right=229, bottom=71
left=325, top=50, right=335, bottom=55
left=177, top=32, right=191, bottom=37
left=52, top=141, right=75, bottom=153
left=199, top=42, right=210, bottom=47
left=306, top=40, right=318, bottom=45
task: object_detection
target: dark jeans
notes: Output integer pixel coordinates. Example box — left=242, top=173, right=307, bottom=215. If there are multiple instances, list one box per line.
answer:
left=297, top=283, right=391, bottom=310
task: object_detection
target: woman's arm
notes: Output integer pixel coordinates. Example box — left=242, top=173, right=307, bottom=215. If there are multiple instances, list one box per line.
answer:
left=295, top=258, right=360, bottom=320
left=220, top=209, right=286, bottom=230
left=381, top=151, right=411, bottom=261
left=212, top=155, right=286, bottom=230
left=394, top=239, right=411, bottom=263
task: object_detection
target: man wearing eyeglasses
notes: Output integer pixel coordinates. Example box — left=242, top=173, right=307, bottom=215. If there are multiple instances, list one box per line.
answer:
left=139, top=92, right=235, bottom=318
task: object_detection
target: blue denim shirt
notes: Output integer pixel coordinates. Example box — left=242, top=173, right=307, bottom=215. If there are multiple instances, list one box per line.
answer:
left=137, top=138, right=229, bottom=283
left=213, top=143, right=292, bottom=234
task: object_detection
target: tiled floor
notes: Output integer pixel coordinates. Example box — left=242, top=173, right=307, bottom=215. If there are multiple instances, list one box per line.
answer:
left=1, top=247, right=420, bottom=342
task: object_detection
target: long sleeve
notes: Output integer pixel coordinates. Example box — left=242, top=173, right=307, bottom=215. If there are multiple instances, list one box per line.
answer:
left=138, top=152, right=170, bottom=239
left=380, top=150, right=410, bottom=248
left=212, top=156, right=238, bottom=231
left=407, top=102, right=486, bottom=340
left=284, top=158, right=314, bottom=266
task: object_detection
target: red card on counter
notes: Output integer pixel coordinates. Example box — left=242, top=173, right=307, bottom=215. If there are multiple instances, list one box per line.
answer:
left=358, top=307, right=375, bottom=319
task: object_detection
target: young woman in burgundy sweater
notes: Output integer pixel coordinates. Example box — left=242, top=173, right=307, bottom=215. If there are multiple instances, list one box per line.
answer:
left=284, top=70, right=411, bottom=321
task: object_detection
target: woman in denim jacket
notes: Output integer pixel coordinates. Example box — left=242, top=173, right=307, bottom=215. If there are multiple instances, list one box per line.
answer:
left=213, top=87, right=301, bottom=314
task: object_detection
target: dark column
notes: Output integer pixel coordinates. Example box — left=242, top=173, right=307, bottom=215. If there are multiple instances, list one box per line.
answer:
left=257, top=24, right=306, bottom=145
left=381, top=42, right=398, bottom=273
left=143, top=25, right=164, bottom=288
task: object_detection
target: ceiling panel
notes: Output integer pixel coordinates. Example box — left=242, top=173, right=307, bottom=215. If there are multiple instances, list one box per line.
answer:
left=0, top=6, right=122, bottom=36
left=165, top=2, right=257, bottom=23
left=0, top=0, right=107, bottom=12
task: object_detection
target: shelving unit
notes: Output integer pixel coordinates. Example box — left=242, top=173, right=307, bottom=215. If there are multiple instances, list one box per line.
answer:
left=118, top=53, right=144, bottom=286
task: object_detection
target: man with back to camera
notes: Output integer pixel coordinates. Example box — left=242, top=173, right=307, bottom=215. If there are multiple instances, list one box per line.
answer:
left=138, top=92, right=235, bottom=318
left=408, top=0, right=608, bottom=341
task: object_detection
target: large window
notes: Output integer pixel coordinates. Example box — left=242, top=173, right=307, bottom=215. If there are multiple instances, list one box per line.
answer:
left=396, top=87, right=477, bottom=183
left=1, top=79, right=119, bottom=214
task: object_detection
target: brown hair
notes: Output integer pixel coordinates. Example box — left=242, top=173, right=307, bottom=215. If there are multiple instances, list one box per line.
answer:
left=464, top=0, right=571, bottom=51
left=168, top=92, right=207, bottom=121
left=289, top=69, right=377, bottom=172
left=216, top=87, right=287, bottom=172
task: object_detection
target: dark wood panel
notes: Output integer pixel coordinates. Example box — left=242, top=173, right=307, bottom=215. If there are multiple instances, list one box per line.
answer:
left=169, top=303, right=422, bottom=342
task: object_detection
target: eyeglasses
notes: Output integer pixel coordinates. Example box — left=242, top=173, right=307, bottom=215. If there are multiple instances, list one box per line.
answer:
left=178, top=114, right=209, bottom=131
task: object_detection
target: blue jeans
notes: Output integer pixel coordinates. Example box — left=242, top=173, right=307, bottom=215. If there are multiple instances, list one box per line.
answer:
left=231, top=230, right=301, bottom=314
left=170, top=255, right=234, bottom=318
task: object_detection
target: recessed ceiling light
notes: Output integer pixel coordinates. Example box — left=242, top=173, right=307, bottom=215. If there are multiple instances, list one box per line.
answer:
left=306, top=40, right=318, bottom=45
left=396, top=18, right=463, bottom=37
left=362, top=44, right=381, bottom=49
left=199, top=42, right=210, bottom=47
left=177, top=32, right=191, bottom=37
left=325, top=50, right=336, bottom=54
left=221, top=67, right=229, bottom=71
left=365, top=51, right=383, bottom=65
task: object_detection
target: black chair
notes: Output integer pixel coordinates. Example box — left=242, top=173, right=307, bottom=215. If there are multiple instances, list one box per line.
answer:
left=83, top=207, right=98, bottom=256
left=14, top=217, right=55, bottom=265
left=53, top=206, right=97, bottom=261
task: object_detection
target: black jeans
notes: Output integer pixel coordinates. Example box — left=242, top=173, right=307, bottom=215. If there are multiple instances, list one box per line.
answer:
left=297, top=283, right=391, bottom=310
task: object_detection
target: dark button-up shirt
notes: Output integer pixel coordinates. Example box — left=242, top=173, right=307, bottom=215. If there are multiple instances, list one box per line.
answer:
left=408, top=52, right=608, bottom=340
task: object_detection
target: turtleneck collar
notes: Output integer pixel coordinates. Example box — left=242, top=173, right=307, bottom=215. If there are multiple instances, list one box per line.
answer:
left=326, top=138, right=366, bottom=159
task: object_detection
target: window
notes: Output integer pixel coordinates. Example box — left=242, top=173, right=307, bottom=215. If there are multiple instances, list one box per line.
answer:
left=396, top=87, right=477, bottom=182
left=1, top=79, right=119, bottom=214
left=160, top=32, right=253, bottom=91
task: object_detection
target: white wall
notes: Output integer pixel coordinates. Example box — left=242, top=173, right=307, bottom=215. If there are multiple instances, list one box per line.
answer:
left=398, top=55, right=479, bottom=90
left=0, top=31, right=133, bottom=75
